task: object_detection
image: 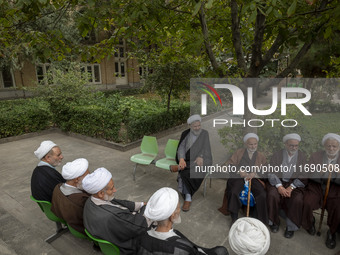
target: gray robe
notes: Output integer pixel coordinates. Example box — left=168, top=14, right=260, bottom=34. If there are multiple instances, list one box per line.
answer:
left=83, top=197, right=148, bottom=255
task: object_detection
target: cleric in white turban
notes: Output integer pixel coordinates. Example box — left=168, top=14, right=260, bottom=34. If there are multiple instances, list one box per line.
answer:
left=322, top=133, right=340, bottom=146
left=62, top=158, right=89, bottom=180
left=82, top=167, right=112, bottom=195
left=34, top=140, right=57, bottom=160
left=229, top=217, right=270, bottom=255
left=283, top=133, right=301, bottom=143
left=243, top=133, right=259, bottom=143
left=145, top=187, right=179, bottom=222
left=138, top=187, right=229, bottom=254
left=82, top=168, right=149, bottom=254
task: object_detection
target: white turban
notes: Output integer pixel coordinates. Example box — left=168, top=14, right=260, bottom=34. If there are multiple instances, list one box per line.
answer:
left=62, top=158, right=89, bottom=180
left=322, top=133, right=340, bottom=145
left=34, top=140, right=57, bottom=160
left=243, top=133, right=259, bottom=143
left=283, top=133, right=301, bottom=143
left=187, top=114, right=201, bottom=125
left=229, top=217, right=270, bottom=255
left=82, top=167, right=112, bottom=194
left=144, top=187, right=179, bottom=221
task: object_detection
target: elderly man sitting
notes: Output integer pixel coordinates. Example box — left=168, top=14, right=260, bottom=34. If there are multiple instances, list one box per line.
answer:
left=267, top=133, right=307, bottom=238
left=170, top=114, right=212, bottom=212
left=220, top=133, right=268, bottom=226
left=31, top=140, right=65, bottom=202
left=137, top=187, right=228, bottom=255
left=83, top=167, right=148, bottom=255
left=302, top=133, right=340, bottom=249
left=51, top=158, right=90, bottom=234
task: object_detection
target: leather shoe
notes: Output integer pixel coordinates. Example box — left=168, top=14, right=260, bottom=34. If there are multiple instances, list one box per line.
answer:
left=270, top=223, right=280, bottom=233
left=307, top=217, right=316, bottom=236
left=326, top=230, right=336, bottom=249
left=170, top=165, right=179, bottom=172
left=182, top=201, right=191, bottom=212
left=284, top=228, right=294, bottom=238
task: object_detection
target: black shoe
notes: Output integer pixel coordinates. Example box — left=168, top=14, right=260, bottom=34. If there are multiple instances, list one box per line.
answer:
left=284, top=228, right=294, bottom=238
left=307, top=217, right=316, bottom=236
left=270, top=223, right=280, bottom=233
left=326, top=230, right=336, bottom=249
left=230, top=213, right=238, bottom=228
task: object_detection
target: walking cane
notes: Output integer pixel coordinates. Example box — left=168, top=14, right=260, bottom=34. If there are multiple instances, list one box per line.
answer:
left=316, top=170, right=332, bottom=236
left=246, top=178, right=252, bottom=217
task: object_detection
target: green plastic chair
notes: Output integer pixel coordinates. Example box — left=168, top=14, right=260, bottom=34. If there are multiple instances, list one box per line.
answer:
left=155, top=139, right=179, bottom=170
left=85, top=229, right=120, bottom=255
left=66, top=223, right=90, bottom=240
left=30, top=195, right=68, bottom=243
left=130, top=135, right=158, bottom=180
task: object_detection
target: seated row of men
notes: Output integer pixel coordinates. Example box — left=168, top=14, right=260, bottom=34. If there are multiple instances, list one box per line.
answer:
left=30, top=140, right=229, bottom=255
left=218, top=132, right=340, bottom=250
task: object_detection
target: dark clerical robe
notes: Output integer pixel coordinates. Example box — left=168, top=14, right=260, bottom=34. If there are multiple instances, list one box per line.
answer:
left=83, top=197, right=148, bottom=255
left=51, top=183, right=90, bottom=234
left=137, top=229, right=228, bottom=255
left=176, top=129, right=212, bottom=196
left=224, top=148, right=268, bottom=224
left=267, top=150, right=307, bottom=227
left=302, top=151, right=340, bottom=234
left=31, top=165, right=66, bottom=202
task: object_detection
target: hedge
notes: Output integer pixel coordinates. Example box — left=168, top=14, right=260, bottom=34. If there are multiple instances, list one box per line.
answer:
left=0, top=99, right=52, bottom=138
left=64, top=105, right=123, bottom=142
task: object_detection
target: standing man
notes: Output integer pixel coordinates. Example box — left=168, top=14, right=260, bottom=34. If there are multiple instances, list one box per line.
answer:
left=83, top=167, right=148, bottom=254
left=170, top=114, right=212, bottom=212
left=221, top=133, right=268, bottom=225
left=51, top=158, right=90, bottom=234
left=267, top=133, right=307, bottom=238
left=302, top=133, right=340, bottom=249
left=31, top=140, right=65, bottom=202
left=137, top=187, right=229, bottom=255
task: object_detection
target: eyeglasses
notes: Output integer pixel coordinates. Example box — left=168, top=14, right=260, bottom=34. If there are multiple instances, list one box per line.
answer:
left=287, top=144, right=299, bottom=148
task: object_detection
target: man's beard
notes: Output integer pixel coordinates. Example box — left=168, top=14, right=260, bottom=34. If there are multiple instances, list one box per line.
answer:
left=171, top=215, right=181, bottom=224
left=247, top=148, right=257, bottom=153
left=288, top=149, right=298, bottom=156
left=326, top=149, right=339, bottom=158
left=103, top=193, right=115, bottom=201
left=76, top=182, right=83, bottom=190
left=191, top=129, right=201, bottom=136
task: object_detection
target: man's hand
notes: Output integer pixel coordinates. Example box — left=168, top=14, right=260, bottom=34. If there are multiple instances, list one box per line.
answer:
left=195, top=157, right=203, bottom=166
left=277, top=186, right=290, bottom=197
left=245, top=172, right=256, bottom=181
left=179, top=158, right=186, bottom=170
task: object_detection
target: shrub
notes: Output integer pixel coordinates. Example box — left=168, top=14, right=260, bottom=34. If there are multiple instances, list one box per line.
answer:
left=0, top=98, right=51, bottom=138
left=66, top=105, right=123, bottom=142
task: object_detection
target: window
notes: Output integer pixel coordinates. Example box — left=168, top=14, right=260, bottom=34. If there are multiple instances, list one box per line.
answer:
left=81, top=64, right=101, bottom=84
left=0, top=66, right=15, bottom=88
left=36, top=63, right=51, bottom=84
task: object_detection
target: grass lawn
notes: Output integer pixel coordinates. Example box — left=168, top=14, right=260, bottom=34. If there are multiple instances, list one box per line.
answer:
left=299, top=112, right=340, bottom=138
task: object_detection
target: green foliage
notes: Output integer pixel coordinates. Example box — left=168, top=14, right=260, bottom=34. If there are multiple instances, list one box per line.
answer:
left=124, top=98, right=190, bottom=142
left=66, top=105, right=123, bottom=142
left=143, top=59, right=199, bottom=111
left=0, top=98, right=51, bottom=138
left=32, top=62, right=99, bottom=125
left=218, top=105, right=321, bottom=159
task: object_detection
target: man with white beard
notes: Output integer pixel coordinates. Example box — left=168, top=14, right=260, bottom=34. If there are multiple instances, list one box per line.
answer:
left=302, top=133, right=340, bottom=249
left=31, top=140, right=65, bottom=202
left=219, top=133, right=268, bottom=226
left=137, top=187, right=228, bottom=255
left=51, top=158, right=90, bottom=235
left=267, top=133, right=307, bottom=238
left=82, top=167, right=148, bottom=255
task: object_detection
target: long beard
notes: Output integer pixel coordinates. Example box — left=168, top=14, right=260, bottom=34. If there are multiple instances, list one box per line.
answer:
left=326, top=149, right=339, bottom=158
left=172, top=215, right=181, bottom=224
left=103, top=193, right=115, bottom=202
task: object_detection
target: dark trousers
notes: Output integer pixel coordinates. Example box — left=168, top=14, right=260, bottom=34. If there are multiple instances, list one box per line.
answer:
left=227, top=178, right=268, bottom=224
